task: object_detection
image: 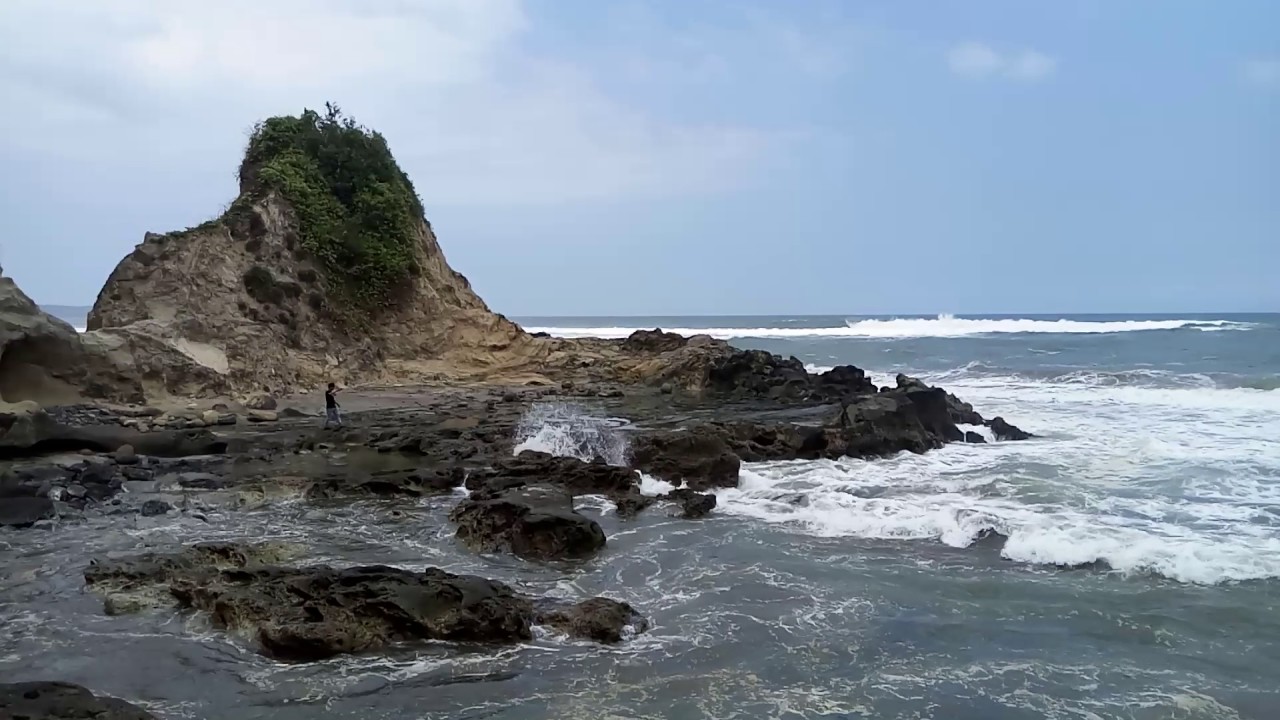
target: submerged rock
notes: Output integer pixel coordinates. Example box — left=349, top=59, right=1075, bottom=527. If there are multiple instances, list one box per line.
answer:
left=628, top=431, right=741, bottom=491
left=988, top=417, right=1032, bottom=441
left=662, top=488, right=717, bottom=519
left=0, top=681, right=157, bottom=720
left=0, top=496, right=55, bottom=527
left=535, top=596, right=648, bottom=643
left=84, top=542, right=645, bottom=662
left=450, top=484, right=606, bottom=561
left=306, top=467, right=466, bottom=500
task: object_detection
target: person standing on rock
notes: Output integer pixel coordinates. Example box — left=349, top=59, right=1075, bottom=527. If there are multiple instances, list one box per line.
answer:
left=323, top=383, right=343, bottom=429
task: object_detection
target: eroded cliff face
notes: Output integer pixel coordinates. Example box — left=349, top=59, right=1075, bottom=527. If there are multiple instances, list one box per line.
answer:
left=86, top=192, right=548, bottom=397
left=0, top=273, right=143, bottom=405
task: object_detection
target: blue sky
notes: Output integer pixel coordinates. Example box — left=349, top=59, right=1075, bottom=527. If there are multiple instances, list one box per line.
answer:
left=1, top=0, right=1276, bottom=314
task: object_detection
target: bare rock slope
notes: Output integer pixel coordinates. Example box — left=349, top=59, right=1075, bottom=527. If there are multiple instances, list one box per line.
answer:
left=0, top=271, right=143, bottom=405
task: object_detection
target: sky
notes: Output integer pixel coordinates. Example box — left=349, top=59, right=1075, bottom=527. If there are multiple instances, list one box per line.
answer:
left=0, top=0, right=1276, bottom=316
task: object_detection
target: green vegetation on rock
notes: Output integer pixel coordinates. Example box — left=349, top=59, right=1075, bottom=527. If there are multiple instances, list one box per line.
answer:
left=238, top=103, right=424, bottom=309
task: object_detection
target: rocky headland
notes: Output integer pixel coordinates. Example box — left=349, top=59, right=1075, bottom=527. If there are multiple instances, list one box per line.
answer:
left=0, top=107, right=1031, bottom=717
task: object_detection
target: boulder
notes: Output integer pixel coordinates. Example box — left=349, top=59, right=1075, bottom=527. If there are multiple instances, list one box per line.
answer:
left=140, top=500, right=172, bottom=517
left=84, top=542, right=644, bottom=662
left=306, top=467, right=466, bottom=500
left=0, top=409, right=227, bottom=459
left=988, top=417, right=1032, bottom=441
left=467, top=451, right=639, bottom=497
left=247, top=410, right=278, bottom=423
left=964, top=431, right=987, bottom=444
left=535, top=597, right=648, bottom=643
left=243, top=392, right=278, bottom=411
left=629, top=430, right=742, bottom=490
left=662, top=488, right=717, bottom=519
left=0, top=682, right=157, bottom=720
left=450, top=484, right=606, bottom=561
left=0, top=274, right=144, bottom=405
left=0, top=496, right=55, bottom=527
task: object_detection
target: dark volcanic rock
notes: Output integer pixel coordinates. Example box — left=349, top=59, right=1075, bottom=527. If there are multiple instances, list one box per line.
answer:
left=469, top=451, right=638, bottom=496
left=536, top=597, right=648, bottom=643
left=622, top=328, right=689, bottom=354
left=306, top=467, right=466, bottom=500
left=0, top=681, right=157, bottom=719
left=662, top=488, right=717, bottom=518
left=895, top=374, right=985, bottom=426
left=988, top=417, right=1032, bottom=441
left=450, top=484, right=606, bottom=561
left=0, top=495, right=55, bottom=527
left=0, top=409, right=226, bottom=458
left=139, top=500, right=172, bottom=517
left=172, top=565, right=535, bottom=662
left=629, top=430, right=741, bottom=491
left=85, top=542, right=644, bottom=662
left=964, top=431, right=988, bottom=444
left=611, top=488, right=656, bottom=518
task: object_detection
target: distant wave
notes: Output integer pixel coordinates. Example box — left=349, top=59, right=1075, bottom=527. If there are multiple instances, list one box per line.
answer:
left=526, top=314, right=1252, bottom=340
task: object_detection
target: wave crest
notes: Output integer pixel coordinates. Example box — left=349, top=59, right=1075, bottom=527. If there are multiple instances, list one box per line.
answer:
left=525, top=314, right=1252, bottom=340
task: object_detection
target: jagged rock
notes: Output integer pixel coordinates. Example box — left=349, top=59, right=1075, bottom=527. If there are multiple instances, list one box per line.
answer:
left=0, top=496, right=55, bottom=527
left=964, top=431, right=987, bottom=444
left=84, top=117, right=540, bottom=398
left=0, top=681, right=157, bottom=720
left=988, top=417, right=1032, bottom=441
left=535, top=597, right=648, bottom=643
left=611, top=488, right=657, bottom=518
left=0, top=409, right=227, bottom=458
left=467, top=451, right=638, bottom=496
left=112, top=444, right=137, bottom=465
left=140, top=500, right=172, bottom=517
left=0, top=274, right=144, bottom=405
left=243, top=392, right=278, bottom=410
left=450, top=484, right=606, bottom=561
left=629, top=431, right=741, bottom=491
left=306, top=467, right=466, bottom=500
left=662, top=488, right=717, bottom=519
left=84, top=542, right=644, bottom=662
left=622, top=328, right=689, bottom=354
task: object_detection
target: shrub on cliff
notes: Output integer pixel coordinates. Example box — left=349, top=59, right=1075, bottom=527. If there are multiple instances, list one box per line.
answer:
left=238, top=104, right=423, bottom=309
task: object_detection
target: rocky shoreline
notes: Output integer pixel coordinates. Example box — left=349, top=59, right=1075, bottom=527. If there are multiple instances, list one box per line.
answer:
left=2, top=344, right=1031, bottom=719
left=0, top=110, right=1037, bottom=716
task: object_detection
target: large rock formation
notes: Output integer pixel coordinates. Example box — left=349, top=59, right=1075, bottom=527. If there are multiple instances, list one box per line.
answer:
left=0, top=273, right=143, bottom=404
left=86, top=110, right=542, bottom=397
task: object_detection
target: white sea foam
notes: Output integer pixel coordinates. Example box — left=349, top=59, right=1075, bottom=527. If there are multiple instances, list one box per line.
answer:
left=512, top=402, right=630, bottom=465
left=74, top=327, right=86, bottom=333
left=525, top=314, right=1251, bottom=340
left=716, top=365, right=1280, bottom=585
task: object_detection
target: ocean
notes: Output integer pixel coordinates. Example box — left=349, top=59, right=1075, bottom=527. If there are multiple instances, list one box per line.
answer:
left=13, top=310, right=1280, bottom=718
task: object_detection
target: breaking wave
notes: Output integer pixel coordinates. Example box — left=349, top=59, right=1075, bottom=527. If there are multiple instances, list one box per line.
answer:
left=512, top=402, right=631, bottom=465
left=524, top=314, right=1251, bottom=340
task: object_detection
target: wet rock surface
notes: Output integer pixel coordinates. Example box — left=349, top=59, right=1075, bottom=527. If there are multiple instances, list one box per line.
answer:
left=450, top=484, right=607, bottom=561
left=84, top=542, right=645, bottom=663
left=0, top=681, right=157, bottom=720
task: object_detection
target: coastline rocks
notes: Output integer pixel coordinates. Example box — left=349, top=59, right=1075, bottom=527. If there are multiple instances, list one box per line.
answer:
left=0, top=495, right=55, bottom=527
left=467, top=451, right=638, bottom=497
left=0, top=409, right=227, bottom=458
left=0, top=681, right=157, bottom=720
left=306, top=467, right=466, bottom=500
left=629, top=431, right=742, bottom=490
left=243, top=392, right=278, bottom=411
left=0, top=273, right=145, bottom=406
left=84, top=542, right=645, bottom=662
left=663, top=488, right=717, bottom=519
left=450, top=484, right=606, bottom=561
left=988, top=416, right=1032, bottom=441
left=535, top=597, right=648, bottom=643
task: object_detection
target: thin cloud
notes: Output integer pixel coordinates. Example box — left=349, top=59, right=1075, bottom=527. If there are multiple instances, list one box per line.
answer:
left=948, top=42, right=1057, bottom=82
left=0, top=0, right=778, bottom=206
left=1242, top=58, right=1280, bottom=87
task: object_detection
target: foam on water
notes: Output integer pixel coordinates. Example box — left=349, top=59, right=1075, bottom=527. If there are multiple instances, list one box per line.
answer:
left=525, top=314, right=1251, bottom=340
left=716, top=364, right=1280, bottom=584
left=512, top=402, right=630, bottom=465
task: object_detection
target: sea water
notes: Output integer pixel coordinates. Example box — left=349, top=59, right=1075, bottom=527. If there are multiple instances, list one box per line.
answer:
left=6, top=310, right=1274, bottom=718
